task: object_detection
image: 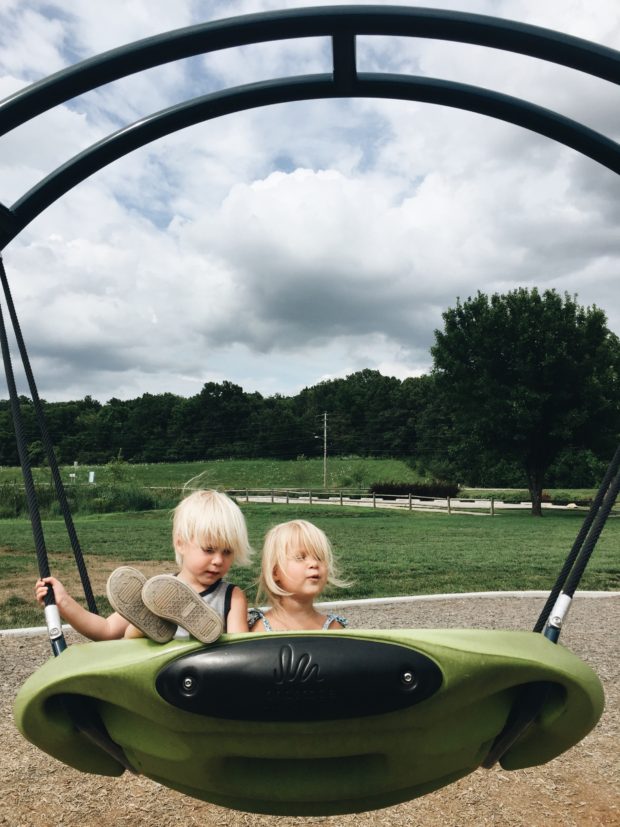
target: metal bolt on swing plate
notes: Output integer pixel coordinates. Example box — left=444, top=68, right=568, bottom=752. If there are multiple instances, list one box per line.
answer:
left=401, top=671, right=415, bottom=686
left=182, top=676, right=195, bottom=691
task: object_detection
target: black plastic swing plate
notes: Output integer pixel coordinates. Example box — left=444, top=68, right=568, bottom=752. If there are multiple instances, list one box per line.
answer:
left=156, top=636, right=443, bottom=721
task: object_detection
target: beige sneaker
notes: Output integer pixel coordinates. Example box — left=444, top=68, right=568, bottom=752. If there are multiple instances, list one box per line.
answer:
left=141, top=575, right=223, bottom=644
left=106, top=566, right=176, bottom=643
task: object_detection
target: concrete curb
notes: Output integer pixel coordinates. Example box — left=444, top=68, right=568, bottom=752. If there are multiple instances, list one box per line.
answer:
left=2, top=590, right=618, bottom=636
left=315, top=589, right=620, bottom=610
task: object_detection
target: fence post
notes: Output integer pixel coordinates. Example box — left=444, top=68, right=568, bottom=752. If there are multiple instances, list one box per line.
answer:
left=340, top=491, right=343, bottom=506
left=447, top=496, right=451, bottom=515
left=309, top=490, right=313, bottom=505
left=245, top=489, right=249, bottom=502
left=491, top=497, right=495, bottom=517
left=373, top=493, right=376, bottom=509
left=408, top=492, right=412, bottom=511
left=271, top=489, right=274, bottom=503
left=286, top=491, right=289, bottom=504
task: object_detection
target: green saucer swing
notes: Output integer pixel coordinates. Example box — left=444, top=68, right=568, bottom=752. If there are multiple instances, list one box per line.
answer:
left=13, top=628, right=604, bottom=816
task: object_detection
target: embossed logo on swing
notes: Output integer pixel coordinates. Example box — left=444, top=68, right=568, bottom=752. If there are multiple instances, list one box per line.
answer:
left=274, top=644, right=324, bottom=685
left=269, top=644, right=336, bottom=704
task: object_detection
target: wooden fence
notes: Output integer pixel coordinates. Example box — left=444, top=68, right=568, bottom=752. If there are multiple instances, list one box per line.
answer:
left=226, top=489, right=505, bottom=514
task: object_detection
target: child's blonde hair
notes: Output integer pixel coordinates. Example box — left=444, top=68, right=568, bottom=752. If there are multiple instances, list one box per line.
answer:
left=258, top=519, right=348, bottom=604
left=172, top=489, right=252, bottom=566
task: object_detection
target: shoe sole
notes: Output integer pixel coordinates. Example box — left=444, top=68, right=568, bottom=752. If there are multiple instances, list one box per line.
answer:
left=141, top=575, right=223, bottom=644
left=106, top=566, right=176, bottom=643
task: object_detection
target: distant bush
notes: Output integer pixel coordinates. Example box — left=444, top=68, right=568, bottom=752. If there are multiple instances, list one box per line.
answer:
left=457, top=489, right=531, bottom=504
left=86, top=484, right=159, bottom=514
left=0, top=481, right=58, bottom=518
left=0, top=481, right=178, bottom=518
left=536, top=491, right=591, bottom=507
left=369, top=481, right=460, bottom=498
left=548, top=494, right=592, bottom=507
left=0, top=482, right=21, bottom=518
left=549, top=491, right=575, bottom=506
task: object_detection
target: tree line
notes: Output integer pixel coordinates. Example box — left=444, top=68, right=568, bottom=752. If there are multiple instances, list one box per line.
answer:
left=1, top=289, right=619, bottom=514
left=0, top=370, right=422, bottom=467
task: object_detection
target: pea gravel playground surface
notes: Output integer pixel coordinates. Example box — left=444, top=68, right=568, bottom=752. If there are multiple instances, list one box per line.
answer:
left=1, top=593, right=618, bottom=827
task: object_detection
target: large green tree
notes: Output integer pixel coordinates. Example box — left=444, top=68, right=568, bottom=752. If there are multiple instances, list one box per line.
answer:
left=431, top=288, right=620, bottom=515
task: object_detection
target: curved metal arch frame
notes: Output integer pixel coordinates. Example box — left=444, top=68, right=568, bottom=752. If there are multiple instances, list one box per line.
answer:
left=0, top=5, right=619, bottom=249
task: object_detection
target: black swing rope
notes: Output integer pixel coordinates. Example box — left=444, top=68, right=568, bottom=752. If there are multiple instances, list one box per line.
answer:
left=0, top=254, right=99, bottom=653
left=534, top=444, right=620, bottom=638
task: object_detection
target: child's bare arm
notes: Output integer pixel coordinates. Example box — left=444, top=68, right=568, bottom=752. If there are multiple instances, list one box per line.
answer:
left=35, top=576, right=129, bottom=641
left=226, top=586, right=249, bottom=633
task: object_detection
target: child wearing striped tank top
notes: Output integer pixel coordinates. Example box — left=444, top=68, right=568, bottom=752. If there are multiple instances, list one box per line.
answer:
left=249, top=519, right=349, bottom=632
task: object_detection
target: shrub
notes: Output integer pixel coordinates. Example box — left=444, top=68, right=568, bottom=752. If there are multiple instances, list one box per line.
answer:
left=90, top=484, right=159, bottom=513
left=369, top=480, right=460, bottom=498
left=0, top=481, right=59, bottom=517
left=549, top=491, right=574, bottom=506
left=461, top=489, right=530, bottom=504
left=551, top=496, right=571, bottom=506
left=0, top=482, right=21, bottom=518
left=0, top=480, right=173, bottom=518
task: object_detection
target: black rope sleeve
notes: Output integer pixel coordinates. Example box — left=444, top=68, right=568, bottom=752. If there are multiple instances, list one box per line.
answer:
left=0, top=284, right=67, bottom=653
left=562, top=467, right=620, bottom=598
left=0, top=255, right=98, bottom=613
left=533, top=445, right=620, bottom=632
left=0, top=297, right=48, bottom=578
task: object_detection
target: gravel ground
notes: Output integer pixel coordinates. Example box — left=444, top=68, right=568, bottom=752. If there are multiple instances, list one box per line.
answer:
left=1, top=593, right=618, bottom=827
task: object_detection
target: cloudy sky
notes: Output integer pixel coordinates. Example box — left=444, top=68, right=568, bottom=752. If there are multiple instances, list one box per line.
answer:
left=0, top=0, right=618, bottom=403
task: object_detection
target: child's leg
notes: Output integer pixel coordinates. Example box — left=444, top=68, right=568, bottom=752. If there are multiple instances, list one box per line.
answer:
left=107, top=566, right=176, bottom=643
left=142, top=575, right=223, bottom=644
left=124, top=622, right=145, bottom=639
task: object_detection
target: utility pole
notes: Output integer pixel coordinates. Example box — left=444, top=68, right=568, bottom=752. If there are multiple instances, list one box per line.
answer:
left=323, top=411, right=327, bottom=489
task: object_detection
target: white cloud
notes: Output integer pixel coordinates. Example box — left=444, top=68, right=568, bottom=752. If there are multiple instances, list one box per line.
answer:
left=0, top=6, right=67, bottom=78
left=1, top=0, right=619, bottom=402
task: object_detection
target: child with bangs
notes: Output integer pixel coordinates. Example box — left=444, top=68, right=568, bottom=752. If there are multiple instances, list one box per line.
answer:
left=35, top=489, right=252, bottom=643
left=249, top=519, right=349, bottom=632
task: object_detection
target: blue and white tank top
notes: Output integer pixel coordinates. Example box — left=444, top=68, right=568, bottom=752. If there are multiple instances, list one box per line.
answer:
left=248, top=607, right=347, bottom=631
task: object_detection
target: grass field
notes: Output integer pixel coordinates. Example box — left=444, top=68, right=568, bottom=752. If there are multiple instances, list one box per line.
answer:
left=0, top=457, right=419, bottom=490
left=1, top=501, right=617, bottom=629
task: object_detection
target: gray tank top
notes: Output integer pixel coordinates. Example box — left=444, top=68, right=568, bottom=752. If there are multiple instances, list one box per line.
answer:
left=174, top=579, right=234, bottom=638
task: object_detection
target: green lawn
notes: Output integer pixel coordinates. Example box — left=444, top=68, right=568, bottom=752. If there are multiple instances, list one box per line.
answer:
left=0, top=456, right=418, bottom=490
left=1, top=503, right=617, bottom=629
